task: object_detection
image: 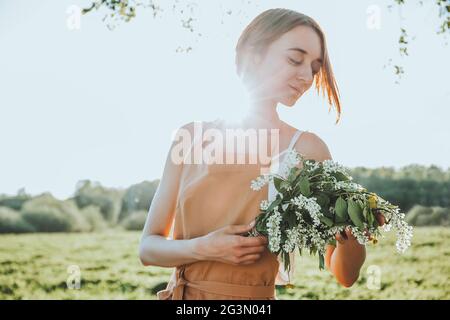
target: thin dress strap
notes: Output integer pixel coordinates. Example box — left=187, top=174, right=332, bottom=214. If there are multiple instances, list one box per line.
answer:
left=274, top=129, right=305, bottom=286
left=271, top=130, right=304, bottom=161
left=287, top=130, right=303, bottom=152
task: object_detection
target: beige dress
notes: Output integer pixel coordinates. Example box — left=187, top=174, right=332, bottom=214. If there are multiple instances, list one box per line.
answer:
left=157, top=119, right=305, bottom=300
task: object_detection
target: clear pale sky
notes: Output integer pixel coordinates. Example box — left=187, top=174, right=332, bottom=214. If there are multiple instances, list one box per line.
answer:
left=1, top=0, right=449, bottom=200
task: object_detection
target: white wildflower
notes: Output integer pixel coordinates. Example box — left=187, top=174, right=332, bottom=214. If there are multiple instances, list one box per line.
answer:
left=348, top=225, right=370, bottom=245
left=279, top=149, right=301, bottom=177
left=333, top=181, right=365, bottom=192
left=322, top=159, right=348, bottom=175
left=308, top=227, right=327, bottom=255
left=260, top=200, right=269, bottom=210
left=290, top=194, right=323, bottom=226
left=389, top=212, right=413, bottom=253
left=250, top=174, right=271, bottom=191
left=304, top=159, right=321, bottom=172
left=282, top=226, right=300, bottom=253
left=266, top=209, right=282, bottom=252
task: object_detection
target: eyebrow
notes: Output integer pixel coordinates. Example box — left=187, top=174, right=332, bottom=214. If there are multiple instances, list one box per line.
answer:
left=288, top=47, right=323, bottom=64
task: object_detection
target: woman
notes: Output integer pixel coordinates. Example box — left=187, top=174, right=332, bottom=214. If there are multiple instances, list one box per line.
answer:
left=139, top=8, right=369, bottom=300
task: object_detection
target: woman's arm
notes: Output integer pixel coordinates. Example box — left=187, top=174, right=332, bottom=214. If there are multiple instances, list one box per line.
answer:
left=139, top=122, right=204, bottom=267
left=296, top=132, right=366, bottom=287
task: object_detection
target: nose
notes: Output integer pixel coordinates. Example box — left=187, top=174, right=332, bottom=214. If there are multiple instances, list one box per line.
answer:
left=296, top=67, right=314, bottom=84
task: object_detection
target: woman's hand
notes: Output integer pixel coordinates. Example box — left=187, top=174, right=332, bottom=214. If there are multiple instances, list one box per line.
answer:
left=195, top=220, right=268, bottom=266
left=329, top=211, right=385, bottom=287
left=328, top=225, right=366, bottom=287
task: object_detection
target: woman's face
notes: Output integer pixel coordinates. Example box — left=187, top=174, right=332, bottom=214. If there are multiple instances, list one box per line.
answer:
left=245, top=25, right=323, bottom=107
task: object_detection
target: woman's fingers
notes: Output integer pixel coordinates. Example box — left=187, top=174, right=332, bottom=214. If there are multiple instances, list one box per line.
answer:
left=239, top=235, right=267, bottom=247
left=344, top=227, right=356, bottom=240
left=335, top=232, right=345, bottom=244
left=238, top=245, right=265, bottom=257
left=335, top=227, right=356, bottom=244
left=363, top=228, right=373, bottom=240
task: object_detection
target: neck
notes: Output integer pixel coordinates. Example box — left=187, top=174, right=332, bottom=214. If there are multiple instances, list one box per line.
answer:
left=243, top=99, right=280, bottom=128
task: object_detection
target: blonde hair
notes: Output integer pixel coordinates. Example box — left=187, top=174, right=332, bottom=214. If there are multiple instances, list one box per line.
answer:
left=235, top=8, right=341, bottom=124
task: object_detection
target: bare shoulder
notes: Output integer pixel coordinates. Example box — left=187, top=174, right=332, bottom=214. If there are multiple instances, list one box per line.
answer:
left=296, top=130, right=333, bottom=162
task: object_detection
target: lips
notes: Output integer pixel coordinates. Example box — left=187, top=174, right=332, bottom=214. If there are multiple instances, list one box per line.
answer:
left=289, top=85, right=301, bottom=94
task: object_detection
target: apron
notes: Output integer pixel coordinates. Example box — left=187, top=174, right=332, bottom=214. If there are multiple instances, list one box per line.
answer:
left=156, top=119, right=305, bottom=300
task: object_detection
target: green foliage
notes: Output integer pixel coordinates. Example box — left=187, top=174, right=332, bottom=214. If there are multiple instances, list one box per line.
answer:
left=347, top=198, right=365, bottom=229
left=406, top=205, right=450, bottom=226
left=121, top=210, right=147, bottom=231
left=0, top=189, right=32, bottom=211
left=335, top=196, right=349, bottom=223
left=0, top=207, right=35, bottom=234
left=21, top=194, right=90, bottom=233
left=74, top=180, right=124, bottom=226
left=348, top=165, right=450, bottom=212
left=80, top=205, right=108, bottom=232
left=118, top=180, right=158, bottom=222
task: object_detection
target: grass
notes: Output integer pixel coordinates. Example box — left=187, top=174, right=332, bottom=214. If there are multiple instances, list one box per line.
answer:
left=0, top=227, right=449, bottom=299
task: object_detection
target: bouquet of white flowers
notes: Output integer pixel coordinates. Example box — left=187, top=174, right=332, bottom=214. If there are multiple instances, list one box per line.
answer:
left=247, top=149, right=413, bottom=274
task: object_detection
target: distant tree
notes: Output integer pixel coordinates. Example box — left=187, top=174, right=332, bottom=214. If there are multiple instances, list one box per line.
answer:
left=118, top=179, right=159, bottom=222
left=387, top=0, right=449, bottom=80
left=73, top=180, right=124, bottom=225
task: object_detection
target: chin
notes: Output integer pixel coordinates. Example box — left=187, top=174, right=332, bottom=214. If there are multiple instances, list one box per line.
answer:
left=280, top=95, right=300, bottom=107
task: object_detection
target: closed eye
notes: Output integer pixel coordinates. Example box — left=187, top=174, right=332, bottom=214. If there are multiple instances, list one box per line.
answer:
left=289, top=58, right=321, bottom=75
left=288, top=57, right=302, bottom=66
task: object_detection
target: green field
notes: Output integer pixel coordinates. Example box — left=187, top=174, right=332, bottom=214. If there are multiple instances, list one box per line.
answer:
left=0, top=227, right=449, bottom=299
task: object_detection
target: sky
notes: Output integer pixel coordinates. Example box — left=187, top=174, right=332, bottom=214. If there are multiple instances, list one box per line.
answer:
left=0, top=0, right=449, bottom=200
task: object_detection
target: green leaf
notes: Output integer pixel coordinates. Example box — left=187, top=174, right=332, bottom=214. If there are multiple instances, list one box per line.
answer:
left=287, top=167, right=300, bottom=182
left=319, top=253, right=325, bottom=270
left=273, top=177, right=283, bottom=193
left=363, top=205, right=370, bottom=222
left=332, top=171, right=350, bottom=181
left=347, top=198, right=365, bottom=229
left=283, top=251, right=291, bottom=273
left=367, top=207, right=374, bottom=226
left=319, top=215, right=333, bottom=227
left=280, top=181, right=290, bottom=190
left=286, top=212, right=296, bottom=228
left=335, top=197, right=348, bottom=223
left=323, top=208, right=334, bottom=219
left=371, top=210, right=379, bottom=228
left=267, top=197, right=282, bottom=212
left=315, top=193, right=330, bottom=210
left=299, top=176, right=311, bottom=197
